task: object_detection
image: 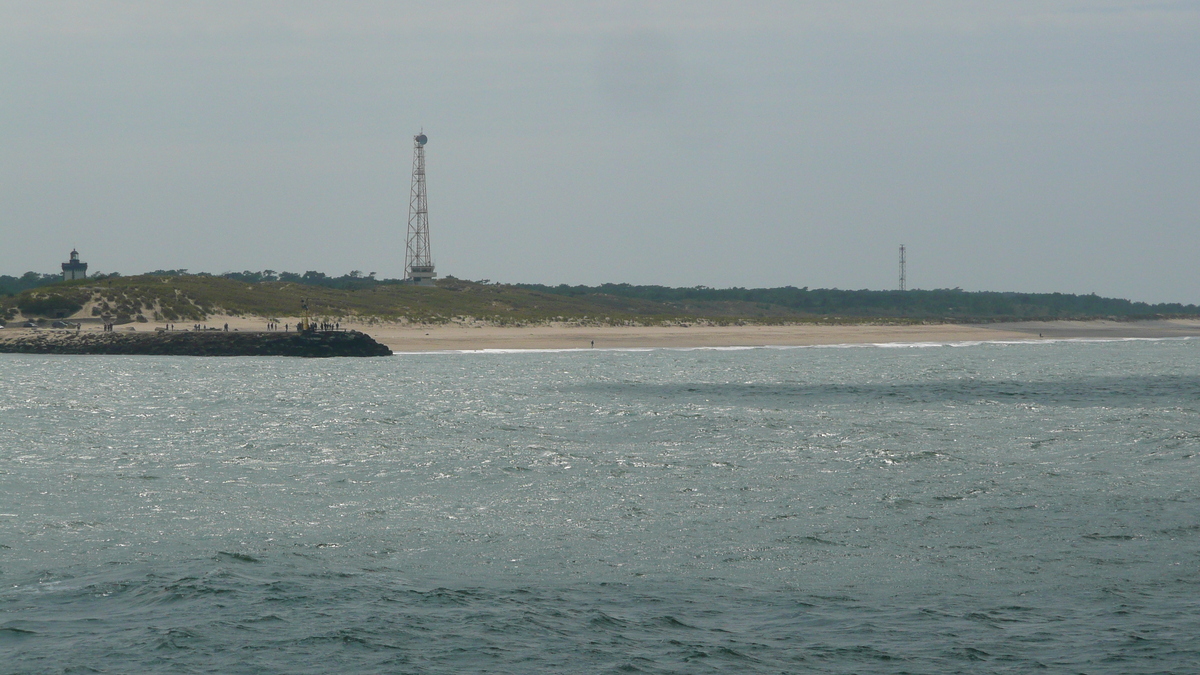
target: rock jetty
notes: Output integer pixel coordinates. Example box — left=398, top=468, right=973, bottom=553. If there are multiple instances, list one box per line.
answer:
left=0, top=330, right=392, bottom=357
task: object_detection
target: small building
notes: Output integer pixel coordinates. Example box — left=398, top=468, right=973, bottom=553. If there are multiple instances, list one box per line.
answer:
left=62, top=249, right=88, bottom=281
left=408, top=264, right=436, bottom=286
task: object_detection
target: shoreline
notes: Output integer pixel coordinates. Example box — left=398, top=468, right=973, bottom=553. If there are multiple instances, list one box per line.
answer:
left=363, top=319, right=1200, bottom=352
left=5, top=318, right=1199, bottom=353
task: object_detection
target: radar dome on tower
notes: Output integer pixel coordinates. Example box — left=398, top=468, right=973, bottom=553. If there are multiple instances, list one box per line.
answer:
left=415, top=133, right=427, bottom=146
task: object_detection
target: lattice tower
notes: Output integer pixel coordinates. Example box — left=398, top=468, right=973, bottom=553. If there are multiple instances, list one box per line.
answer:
left=405, top=132, right=435, bottom=284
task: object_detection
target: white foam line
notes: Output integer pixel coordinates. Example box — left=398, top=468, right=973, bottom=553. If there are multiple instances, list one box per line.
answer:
left=389, top=335, right=1199, bottom=355
left=390, top=348, right=612, bottom=355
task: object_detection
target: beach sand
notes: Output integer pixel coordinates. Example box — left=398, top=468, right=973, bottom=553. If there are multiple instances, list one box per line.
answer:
left=5, top=318, right=1199, bottom=352
left=360, top=319, right=1200, bottom=351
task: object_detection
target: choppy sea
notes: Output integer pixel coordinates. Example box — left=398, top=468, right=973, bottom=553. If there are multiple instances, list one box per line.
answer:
left=2, top=338, right=1199, bottom=673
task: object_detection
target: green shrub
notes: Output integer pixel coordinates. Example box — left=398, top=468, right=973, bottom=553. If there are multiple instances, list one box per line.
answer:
left=18, top=295, right=84, bottom=317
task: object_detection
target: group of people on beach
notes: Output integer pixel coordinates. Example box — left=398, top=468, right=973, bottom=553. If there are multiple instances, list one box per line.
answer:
left=269, top=321, right=340, bottom=332
left=266, top=322, right=300, bottom=332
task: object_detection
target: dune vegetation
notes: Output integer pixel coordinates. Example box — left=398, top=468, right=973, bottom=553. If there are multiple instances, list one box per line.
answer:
left=2, top=273, right=1197, bottom=325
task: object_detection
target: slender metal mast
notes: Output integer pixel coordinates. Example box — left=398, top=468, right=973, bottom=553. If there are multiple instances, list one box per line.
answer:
left=405, top=131, right=436, bottom=285
left=898, top=244, right=907, bottom=291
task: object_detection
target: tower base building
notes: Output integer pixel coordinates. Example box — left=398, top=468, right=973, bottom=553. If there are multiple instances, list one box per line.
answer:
left=408, top=265, right=436, bottom=286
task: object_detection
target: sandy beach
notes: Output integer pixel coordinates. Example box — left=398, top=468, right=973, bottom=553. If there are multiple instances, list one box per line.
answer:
left=360, top=319, right=1200, bottom=351
left=6, top=317, right=1199, bottom=352
left=366, top=322, right=1035, bottom=352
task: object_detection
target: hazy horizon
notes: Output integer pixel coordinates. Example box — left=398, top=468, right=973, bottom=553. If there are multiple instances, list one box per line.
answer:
left=3, top=2, right=1198, bottom=303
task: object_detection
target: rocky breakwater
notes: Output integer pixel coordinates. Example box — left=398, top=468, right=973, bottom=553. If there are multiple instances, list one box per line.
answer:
left=0, top=330, right=392, bottom=357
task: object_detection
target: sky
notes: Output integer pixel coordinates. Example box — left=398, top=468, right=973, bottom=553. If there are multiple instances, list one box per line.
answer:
left=2, top=1, right=1198, bottom=303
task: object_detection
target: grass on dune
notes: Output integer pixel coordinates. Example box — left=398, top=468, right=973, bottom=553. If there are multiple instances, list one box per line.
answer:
left=1, top=275, right=695, bottom=325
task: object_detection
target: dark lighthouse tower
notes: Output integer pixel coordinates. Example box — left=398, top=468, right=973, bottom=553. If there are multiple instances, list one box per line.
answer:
left=62, top=249, right=88, bottom=281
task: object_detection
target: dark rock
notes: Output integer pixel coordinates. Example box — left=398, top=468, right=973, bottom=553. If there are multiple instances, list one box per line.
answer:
left=0, top=330, right=392, bottom=357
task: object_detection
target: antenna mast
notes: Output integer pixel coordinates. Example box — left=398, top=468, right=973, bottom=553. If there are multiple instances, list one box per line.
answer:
left=405, top=131, right=436, bottom=285
left=898, top=244, right=907, bottom=291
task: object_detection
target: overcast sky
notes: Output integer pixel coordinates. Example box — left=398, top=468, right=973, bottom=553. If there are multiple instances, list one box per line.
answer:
left=2, top=1, right=1198, bottom=302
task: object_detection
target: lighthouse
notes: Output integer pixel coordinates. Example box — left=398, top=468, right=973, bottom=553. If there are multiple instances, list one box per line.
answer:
left=61, top=249, right=88, bottom=281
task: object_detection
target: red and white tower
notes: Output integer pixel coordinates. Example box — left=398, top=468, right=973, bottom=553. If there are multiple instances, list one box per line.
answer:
left=405, top=132, right=436, bottom=285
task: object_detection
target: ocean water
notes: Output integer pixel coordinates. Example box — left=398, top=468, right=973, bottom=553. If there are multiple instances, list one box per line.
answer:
left=2, top=339, right=1199, bottom=673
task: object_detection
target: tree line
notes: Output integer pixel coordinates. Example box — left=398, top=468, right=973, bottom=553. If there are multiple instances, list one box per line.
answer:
left=515, top=283, right=1200, bottom=320
left=0, top=272, right=65, bottom=296
left=2, top=269, right=406, bottom=295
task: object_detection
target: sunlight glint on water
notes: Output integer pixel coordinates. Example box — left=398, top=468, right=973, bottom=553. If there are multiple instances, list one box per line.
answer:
left=2, top=340, right=1199, bottom=673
